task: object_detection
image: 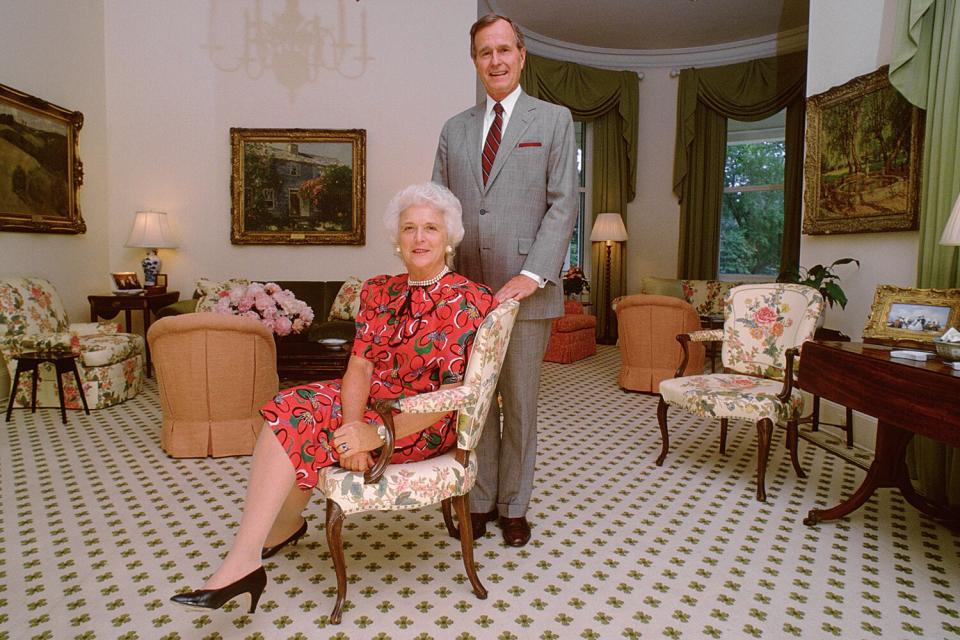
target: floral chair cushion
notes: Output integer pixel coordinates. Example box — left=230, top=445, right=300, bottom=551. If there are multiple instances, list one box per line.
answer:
left=194, top=277, right=250, bottom=312
left=327, top=276, right=363, bottom=321
left=318, top=300, right=519, bottom=513
left=659, top=373, right=804, bottom=423
left=318, top=454, right=478, bottom=516
left=721, top=284, right=823, bottom=380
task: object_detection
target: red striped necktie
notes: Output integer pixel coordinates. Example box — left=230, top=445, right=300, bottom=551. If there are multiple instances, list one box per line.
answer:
left=482, top=102, right=504, bottom=185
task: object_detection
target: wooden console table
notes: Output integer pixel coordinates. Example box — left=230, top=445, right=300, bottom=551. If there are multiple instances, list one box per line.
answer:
left=88, top=291, right=179, bottom=377
left=797, top=341, right=960, bottom=526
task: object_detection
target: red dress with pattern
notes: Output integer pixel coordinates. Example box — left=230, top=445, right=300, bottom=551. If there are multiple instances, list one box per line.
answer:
left=261, top=272, right=497, bottom=490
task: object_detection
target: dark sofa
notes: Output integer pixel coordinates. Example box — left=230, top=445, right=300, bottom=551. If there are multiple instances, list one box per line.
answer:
left=157, top=280, right=356, bottom=381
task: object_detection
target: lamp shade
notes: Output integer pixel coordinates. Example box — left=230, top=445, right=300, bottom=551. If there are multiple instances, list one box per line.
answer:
left=590, top=212, right=628, bottom=242
left=940, top=193, right=960, bottom=246
left=125, top=210, right=177, bottom=249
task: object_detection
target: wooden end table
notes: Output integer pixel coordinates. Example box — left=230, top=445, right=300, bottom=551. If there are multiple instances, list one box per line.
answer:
left=88, top=290, right=180, bottom=377
left=5, top=350, right=90, bottom=424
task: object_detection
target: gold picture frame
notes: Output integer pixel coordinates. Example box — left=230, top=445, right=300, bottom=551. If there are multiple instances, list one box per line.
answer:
left=230, top=127, right=365, bottom=245
left=862, top=284, right=960, bottom=348
left=803, top=66, right=924, bottom=235
left=0, top=82, right=85, bottom=234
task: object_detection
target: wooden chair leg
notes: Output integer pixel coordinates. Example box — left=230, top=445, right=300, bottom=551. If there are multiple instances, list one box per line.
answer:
left=453, top=493, right=487, bottom=600
left=441, top=498, right=459, bottom=538
left=786, top=419, right=805, bottom=478
left=754, top=418, right=774, bottom=502
left=325, top=499, right=347, bottom=624
left=845, top=407, right=854, bottom=447
left=656, top=397, right=670, bottom=466
left=719, top=418, right=728, bottom=454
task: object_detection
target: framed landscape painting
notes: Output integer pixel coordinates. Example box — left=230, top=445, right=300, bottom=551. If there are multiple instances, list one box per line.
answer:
left=0, top=82, right=85, bottom=234
left=802, top=66, right=924, bottom=235
left=230, top=128, right=365, bottom=245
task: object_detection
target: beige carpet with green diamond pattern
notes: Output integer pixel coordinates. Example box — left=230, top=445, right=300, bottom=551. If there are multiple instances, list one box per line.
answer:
left=1, top=345, right=958, bottom=639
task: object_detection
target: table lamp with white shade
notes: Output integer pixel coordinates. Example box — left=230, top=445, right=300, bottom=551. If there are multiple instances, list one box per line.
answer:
left=590, top=212, right=628, bottom=342
left=940, top=193, right=960, bottom=246
left=125, top=210, right=177, bottom=287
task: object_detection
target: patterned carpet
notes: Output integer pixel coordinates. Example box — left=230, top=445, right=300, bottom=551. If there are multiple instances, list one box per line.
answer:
left=1, top=345, right=959, bottom=639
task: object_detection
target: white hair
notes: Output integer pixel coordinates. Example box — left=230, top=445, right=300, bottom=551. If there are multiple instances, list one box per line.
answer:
left=384, top=183, right=465, bottom=263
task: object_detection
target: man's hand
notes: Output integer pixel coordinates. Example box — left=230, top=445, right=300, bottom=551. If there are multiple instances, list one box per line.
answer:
left=495, top=275, right=539, bottom=302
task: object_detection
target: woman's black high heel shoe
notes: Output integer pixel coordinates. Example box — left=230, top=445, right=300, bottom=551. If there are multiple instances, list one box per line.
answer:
left=170, top=566, right=267, bottom=614
left=261, top=520, right=308, bottom=559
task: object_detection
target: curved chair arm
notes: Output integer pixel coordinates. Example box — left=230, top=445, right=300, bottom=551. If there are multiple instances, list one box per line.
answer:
left=674, top=334, right=692, bottom=378
left=397, top=385, right=479, bottom=414
left=688, top=329, right=723, bottom=342
left=366, top=399, right=399, bottom=484
left=776, top=347, right=800, bottom=403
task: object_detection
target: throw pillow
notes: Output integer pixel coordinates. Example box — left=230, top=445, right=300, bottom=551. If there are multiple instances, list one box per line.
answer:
left=640, top=275, right=685, bottom=300
left=195, top=278, right=250, bottom=313
left=328, top=276, right=363, bottom=321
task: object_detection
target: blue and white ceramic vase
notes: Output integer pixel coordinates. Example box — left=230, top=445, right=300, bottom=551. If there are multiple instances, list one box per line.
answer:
left=141, top=250, right=161, bottom=287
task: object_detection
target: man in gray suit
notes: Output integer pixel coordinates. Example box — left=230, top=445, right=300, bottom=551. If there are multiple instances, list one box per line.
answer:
left=433, top=14, right=577, bottom=547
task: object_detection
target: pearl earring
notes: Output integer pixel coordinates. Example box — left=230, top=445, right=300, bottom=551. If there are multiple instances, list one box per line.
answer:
left=445, top=245, right=453, bottom=254
left=395, top=246, right=401, bottom=254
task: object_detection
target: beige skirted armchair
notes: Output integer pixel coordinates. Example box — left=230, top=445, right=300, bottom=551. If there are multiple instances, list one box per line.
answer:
left=614, top=294, right=704, bottom=393
left=147, top=313, right=279, bottom=458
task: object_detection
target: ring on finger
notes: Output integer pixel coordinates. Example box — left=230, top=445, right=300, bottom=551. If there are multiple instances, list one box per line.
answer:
left=339, top=442, right=350, bottom=453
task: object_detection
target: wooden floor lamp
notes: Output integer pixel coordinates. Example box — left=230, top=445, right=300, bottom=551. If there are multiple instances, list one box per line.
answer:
left=589, top=212, right=628, bottom=344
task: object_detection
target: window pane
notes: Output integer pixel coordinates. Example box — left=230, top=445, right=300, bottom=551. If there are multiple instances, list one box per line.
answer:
left=564, top=121, right=587, bottom=273
left=720, top=140, right=785, bottom=277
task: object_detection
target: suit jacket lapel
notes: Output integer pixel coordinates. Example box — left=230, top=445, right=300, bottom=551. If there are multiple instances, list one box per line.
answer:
left=484, top=91, right=535, bottom=191
left=464, top=104, right=485, bottom=192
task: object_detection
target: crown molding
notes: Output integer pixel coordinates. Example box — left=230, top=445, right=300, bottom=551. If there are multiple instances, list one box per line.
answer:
left=519, top=25, right=808, bottom=73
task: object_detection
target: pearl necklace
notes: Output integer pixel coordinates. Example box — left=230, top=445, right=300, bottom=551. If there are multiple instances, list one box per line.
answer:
left=407, top=265, right=449, bottom=287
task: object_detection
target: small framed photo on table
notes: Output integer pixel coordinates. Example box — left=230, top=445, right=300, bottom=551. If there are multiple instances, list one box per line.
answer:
left=111, top=271, right=141, bottom=291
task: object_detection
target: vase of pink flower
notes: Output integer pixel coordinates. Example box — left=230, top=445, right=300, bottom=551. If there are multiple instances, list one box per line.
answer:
left=212, top=282, right=315, bottom=336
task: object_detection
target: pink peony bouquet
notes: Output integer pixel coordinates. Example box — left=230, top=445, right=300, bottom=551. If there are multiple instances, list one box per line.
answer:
left=212, top=282, right=314, bottom=336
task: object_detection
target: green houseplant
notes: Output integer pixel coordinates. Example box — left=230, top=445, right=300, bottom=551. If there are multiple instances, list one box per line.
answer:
left=780, top=257, right=860, bottom=309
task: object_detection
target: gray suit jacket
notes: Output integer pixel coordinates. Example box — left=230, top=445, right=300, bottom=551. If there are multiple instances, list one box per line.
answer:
left=433, top=91, right=578, bottom=321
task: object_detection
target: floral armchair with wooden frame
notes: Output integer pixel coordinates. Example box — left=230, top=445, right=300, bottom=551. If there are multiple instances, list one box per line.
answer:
left=316, top=300, right=519, bottom=624
left=656, top=283, right=823, bottom=501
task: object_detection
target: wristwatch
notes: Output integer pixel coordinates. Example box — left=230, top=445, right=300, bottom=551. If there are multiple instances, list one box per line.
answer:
left=376, top=423, right=388, bottom=443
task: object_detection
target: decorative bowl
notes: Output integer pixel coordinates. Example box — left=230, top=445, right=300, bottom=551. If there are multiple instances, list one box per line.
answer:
left=933, top=338, right=960, bottom=361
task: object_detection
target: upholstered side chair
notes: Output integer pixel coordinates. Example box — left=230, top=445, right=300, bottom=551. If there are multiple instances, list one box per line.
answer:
left=656, top=283, right=824, bottom=501
left=316, top=299, right=519, bottom=624
left=147, top=313, right=279, bottom=457
left=0, top=277, right=144, bottom=410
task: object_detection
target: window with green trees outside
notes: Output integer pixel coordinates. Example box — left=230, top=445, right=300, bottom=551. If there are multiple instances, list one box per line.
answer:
left=720, top=113, right=786, bottom=278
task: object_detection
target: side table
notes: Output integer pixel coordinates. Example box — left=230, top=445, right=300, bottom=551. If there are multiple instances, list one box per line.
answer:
left=803, top=327, right=854, bottom=447
left=88, top=290, right=180, bottom=377
left=5, top=351, right=90, bottom=424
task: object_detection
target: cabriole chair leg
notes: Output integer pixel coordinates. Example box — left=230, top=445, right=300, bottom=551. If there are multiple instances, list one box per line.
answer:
left=441, top=498, right=459, bottom=538
left=656, top=397, right=670, bottom=466
left=786, top=419, right=805, bottom=478
left=452, top=493, right=487, bottom=599
left=325, top=499, right=347, bottom=624
left=719, top=418, right=728, bottom=454
left=755, top=418, right=774, bottom=502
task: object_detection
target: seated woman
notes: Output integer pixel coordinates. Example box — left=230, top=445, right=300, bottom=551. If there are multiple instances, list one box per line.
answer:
left=171, top=182, right=497, bottom=613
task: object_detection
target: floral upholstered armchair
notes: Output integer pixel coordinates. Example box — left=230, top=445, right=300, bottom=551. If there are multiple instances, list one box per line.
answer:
left=0, top=277, right=144, bottom=410
left=316, top=299, right=519, bottom=624
left=656, top=283, right=823, bottom=501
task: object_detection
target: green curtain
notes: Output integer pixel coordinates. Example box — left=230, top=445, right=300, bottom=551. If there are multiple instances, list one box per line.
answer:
left=672, top=51, right=807, bottom=279
left=889, top=0, right=960, bottom=508
left=521, top=53, right=639, bottom=342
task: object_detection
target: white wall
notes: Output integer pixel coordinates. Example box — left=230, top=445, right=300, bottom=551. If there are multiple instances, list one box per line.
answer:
left=626, top=68, right=681, bottom=292
left=103, top=0, right=477, bottom=298
left=804, top=0, right=904, bottom=448
left=803, top=0, right=912, bottom=340
left=0, top=0, right=110, bottom=321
